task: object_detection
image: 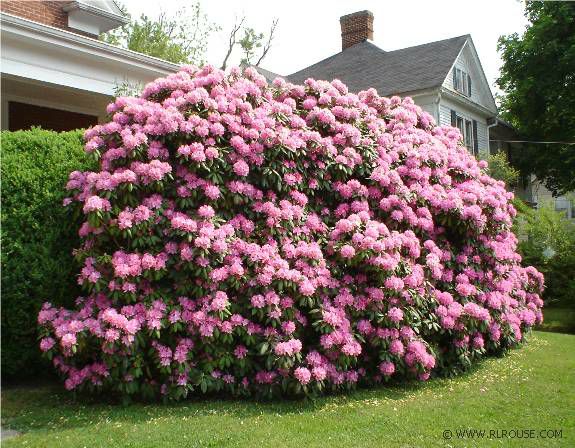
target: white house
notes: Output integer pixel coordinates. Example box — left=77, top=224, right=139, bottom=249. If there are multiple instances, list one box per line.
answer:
left=0, top=0, right=180, bottom=131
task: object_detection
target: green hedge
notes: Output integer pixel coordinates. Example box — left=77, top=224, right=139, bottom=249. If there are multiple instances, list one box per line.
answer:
left=1, top=129, right=95, bottom=379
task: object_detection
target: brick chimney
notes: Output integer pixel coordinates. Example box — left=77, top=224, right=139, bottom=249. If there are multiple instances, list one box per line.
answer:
left=340, top=10, right=374, bottom=50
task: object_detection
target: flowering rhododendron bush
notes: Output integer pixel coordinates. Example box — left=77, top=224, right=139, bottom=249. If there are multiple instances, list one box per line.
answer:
left=38, top=66, right=544, bottom=400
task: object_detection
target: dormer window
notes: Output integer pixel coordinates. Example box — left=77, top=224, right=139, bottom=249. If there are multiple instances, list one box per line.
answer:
left=453, top=68, right=472, bottom=97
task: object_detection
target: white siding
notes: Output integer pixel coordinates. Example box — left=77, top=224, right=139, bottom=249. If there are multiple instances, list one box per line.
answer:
left=476, top=120, right=488, bottom=158
left=409, top=93, right=440, bottom=125
left=439, top=104, right=452, bottom=127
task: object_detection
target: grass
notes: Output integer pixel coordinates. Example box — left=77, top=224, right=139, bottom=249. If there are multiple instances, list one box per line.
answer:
left=2, top=331, right=574, bottom=448
left=536, top=308, right=575, bottom=334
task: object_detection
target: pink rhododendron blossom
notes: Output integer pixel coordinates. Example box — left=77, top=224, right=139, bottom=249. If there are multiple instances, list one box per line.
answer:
left=233, top=160, right=249, bottom=177
left=83, top=196, right=111, bottom=213
left=61, top=333, right=77, bottom=348
left=40, top=337, right=56, bottom=352
left=389, top=339, right=404, bottom=356
left=379, top=361, right=395, bottom=376
left=388, top=307, right=404, bottom=323
left=234, top=345, right=248, bottom=359
left=39, top=66, right=544, bottom=400
left=275, top=339, right=303, bottom=356
left=294, top=367, right=312, bottom=385
left=339, top=244, right=356, bottom=259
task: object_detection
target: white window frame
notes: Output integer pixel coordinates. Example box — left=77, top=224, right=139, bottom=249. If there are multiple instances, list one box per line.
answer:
left=455, top=114, right=475, bottom=153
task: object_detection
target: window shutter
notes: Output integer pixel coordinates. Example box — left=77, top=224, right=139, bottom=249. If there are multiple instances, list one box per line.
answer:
left=472, top=120, right=478, bottom=155
left=453, top=69, right=457, bottom=89
left=467, top=74, right=472, bottom=96
left=451, top=110, right=457, bottom=127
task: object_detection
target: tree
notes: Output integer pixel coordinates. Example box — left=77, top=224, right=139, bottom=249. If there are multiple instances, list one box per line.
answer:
left=496, top=1, right=575, bottom=196
left=220, top=17, right=244, bottom=71
left=253, top=19, right=279, bottom=67
left=101, top=3, right=218, bottom=65
left=486, top=152, right=520, bottom=189
left=239, top=27, right=264, bottom=66
left=221, top=17, right=278, bottom=70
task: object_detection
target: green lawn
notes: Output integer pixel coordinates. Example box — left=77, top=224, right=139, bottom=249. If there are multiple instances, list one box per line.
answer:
left=2, top=331, right=573, bottom=448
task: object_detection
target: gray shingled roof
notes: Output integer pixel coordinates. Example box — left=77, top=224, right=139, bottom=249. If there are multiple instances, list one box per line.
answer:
left=287, top=35, right=469, bottom=96
left=243, top=63, right=283, bottom=83
left=251, top=66, right=283, bottom=83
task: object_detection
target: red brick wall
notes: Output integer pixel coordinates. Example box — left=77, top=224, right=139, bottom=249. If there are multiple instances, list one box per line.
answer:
left=1, top=1, right=96, bottom=37
left=340, top=11, right=374, bottom=50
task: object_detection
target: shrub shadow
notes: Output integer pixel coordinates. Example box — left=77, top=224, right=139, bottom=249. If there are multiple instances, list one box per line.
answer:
left=1, top=358, right=496, bottom=435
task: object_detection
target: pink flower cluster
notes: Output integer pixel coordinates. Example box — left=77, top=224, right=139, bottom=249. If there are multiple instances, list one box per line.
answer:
left=38, top=65, right=544, bottom=400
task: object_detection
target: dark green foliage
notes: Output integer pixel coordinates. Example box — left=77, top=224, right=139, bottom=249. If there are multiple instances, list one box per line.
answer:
left=486, top=152, right=520, bottom=189
left=514, top=200, right=575, bottom=308
left=497, top=1, right=575, bottom=195
left=1, top=129, right=95, bottom=379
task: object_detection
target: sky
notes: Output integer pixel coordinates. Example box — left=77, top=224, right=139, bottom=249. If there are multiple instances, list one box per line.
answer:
left=122, top=0, right=529, bottom=94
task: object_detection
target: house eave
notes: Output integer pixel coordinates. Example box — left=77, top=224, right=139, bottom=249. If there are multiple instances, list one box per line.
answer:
left=440, top=86, right=497, bottom=117
left=62, top=1, right=129, bottom=34
left=62, top=1, right=129, bottom=25
left=0, top=13, right=180, bottom=73
left=392, top=86, right=440, bottom=98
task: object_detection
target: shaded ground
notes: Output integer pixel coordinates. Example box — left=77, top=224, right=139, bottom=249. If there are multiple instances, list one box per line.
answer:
left=1, top=331, right=573, bottom=448
left=536, top=308, right=575, bottom=334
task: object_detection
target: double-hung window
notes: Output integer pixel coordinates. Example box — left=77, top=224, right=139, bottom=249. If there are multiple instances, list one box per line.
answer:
left=453, top=68, right=472, bottom=97
left=451, top=110, right=478, bottom=155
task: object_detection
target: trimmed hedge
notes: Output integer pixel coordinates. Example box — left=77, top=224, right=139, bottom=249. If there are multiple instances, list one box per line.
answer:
left=1, top=128, right=95, bottom=379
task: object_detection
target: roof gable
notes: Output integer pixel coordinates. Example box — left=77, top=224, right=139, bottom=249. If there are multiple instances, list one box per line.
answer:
left=441, top=38, right=497, bottom=112
left=287, top=35, right=468, bottom=97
